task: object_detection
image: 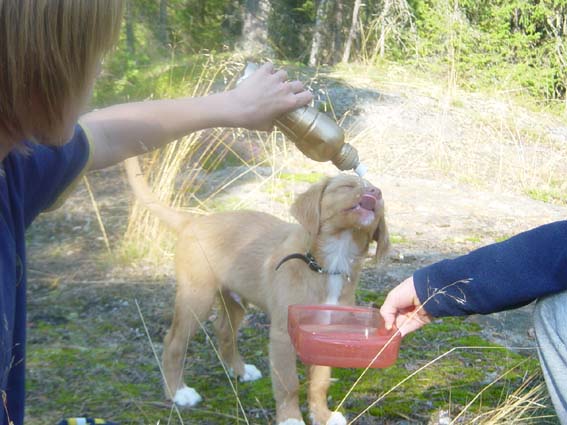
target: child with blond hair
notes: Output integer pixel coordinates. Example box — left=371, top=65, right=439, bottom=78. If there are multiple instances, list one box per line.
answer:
left=0, top=2, right=312, bottom=424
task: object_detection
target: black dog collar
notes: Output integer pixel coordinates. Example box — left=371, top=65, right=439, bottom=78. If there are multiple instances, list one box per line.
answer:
left=275, top=252, right=351, bottom=281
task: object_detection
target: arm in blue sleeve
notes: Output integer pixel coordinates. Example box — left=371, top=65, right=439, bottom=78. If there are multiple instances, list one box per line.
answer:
left=413, top=220, right=567, bottom=317
left=21, top=125, right=91, bottom=226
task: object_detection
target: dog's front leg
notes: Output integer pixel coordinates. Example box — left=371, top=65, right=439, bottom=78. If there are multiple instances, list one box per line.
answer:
left=269, top=326, right=304, bottom=425
left=308, top=365, right=346, bottom=425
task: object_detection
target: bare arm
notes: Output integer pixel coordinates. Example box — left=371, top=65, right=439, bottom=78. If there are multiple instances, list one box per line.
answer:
left=81, top=63, right=312, bottom=170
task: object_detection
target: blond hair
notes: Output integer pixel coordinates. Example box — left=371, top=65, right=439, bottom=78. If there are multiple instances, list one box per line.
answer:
left=0, top=0, right=124, bottom=141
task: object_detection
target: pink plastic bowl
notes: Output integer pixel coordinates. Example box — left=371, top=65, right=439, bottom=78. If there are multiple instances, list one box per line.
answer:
left=288, top=304, right=401, bottom=369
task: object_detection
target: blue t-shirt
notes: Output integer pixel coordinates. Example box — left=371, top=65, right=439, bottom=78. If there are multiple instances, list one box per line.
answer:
left=0, top=124, right=91, bottom=425
left=414, top=220, right=567, bottom=317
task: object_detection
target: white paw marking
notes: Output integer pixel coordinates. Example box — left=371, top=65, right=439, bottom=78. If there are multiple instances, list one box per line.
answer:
left=240, top=363, right=262, bottom=382
left=326, top=412, right=347, bottom=425
left=172, top=385, right=202, bottom=407
left=278, top=419, right=305, bottom=425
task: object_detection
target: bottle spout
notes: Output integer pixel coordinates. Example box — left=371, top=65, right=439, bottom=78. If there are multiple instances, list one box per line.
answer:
left=354, top=163, right=368, bottom=177
left=332, top=143, right=363, bottom=173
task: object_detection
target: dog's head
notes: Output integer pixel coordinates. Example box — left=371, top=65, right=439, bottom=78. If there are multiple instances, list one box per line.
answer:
left=290, top=174, right=390, bottom=261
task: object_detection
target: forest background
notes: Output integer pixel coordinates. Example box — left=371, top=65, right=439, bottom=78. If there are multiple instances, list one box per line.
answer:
left=95, top=0, right=567, bottom=113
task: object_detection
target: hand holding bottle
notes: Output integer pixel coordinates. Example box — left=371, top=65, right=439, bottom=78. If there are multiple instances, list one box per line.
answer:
left=230, top=62, right=313, bottom=131
left=238, top=62, right=367, bottom=176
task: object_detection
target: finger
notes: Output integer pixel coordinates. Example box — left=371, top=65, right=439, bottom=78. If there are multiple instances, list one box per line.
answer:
left=260, top=62, right=275, bottom=74
left=397, top=312, right=430, bottom=337
left=396, top=316, right=420, bottom=337
left=399, top=305, right=417, bottom=314
left=379, top=304, right=397, bottom=331
left=292, top=91, right=313, bottom=108
left=287, top=80, right=306, bottom=94
left=273, top=69, right=288, bottom=82
left=396, top=321, right=411, bottom=337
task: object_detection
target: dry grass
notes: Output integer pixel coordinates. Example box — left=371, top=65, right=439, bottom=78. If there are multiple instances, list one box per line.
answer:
left=125, top=276, right=553, bottom=425
left=471, top=372, right=554, bottom=424
left=328, top=63, right=567, bottom=207
left=122, top=125, right=306, bottom=265
left=124, top=59, right=567, bottom=268
left=111, top=58, right=565, bottom=423
left=121, top=58, right=302, bottom=264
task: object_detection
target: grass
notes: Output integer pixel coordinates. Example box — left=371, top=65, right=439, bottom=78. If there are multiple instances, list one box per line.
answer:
left=277, top=172, right=327, bottom=184
left=526, top=185, right=567, bottom=205
left=26, top=277, right=552, bottom=425
left=23, top=51, right=565, bottom=424
left=324, top=61, right=567, bottom=208
left=389, top=234, right=409, bottom=245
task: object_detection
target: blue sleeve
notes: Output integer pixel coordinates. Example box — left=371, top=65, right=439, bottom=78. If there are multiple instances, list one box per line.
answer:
left=413, top=220, right=567, bottom=317
left=21, top=124, right=92, bottom=226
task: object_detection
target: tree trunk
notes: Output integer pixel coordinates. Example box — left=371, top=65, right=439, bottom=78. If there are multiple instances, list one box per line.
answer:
left=547, top=13, right=567, bottom=115
left=239, top=0, right=272, bottom=56
left=309, top=0, right=329, bottom=67
left=342, top=0, right=363, bottom=63
left=125, top=0, right=136, bottom=54
left=331, top=1, right=344, bottom=64
left=158, top=0, right=169, bottom=45
left=379, top=0, right=392, bottom=58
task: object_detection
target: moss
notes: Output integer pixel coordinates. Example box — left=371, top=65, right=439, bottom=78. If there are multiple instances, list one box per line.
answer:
left=26, top=289, right=549, bottom=425
left=465, top=235, right=483, bottom=243
left=277, top=172, right=326, bottom=184
left=356, top=288, right=386, bottom=306
left=526, top=186, right=567, bottom=205
left=389, top=233, right=409, bottom=245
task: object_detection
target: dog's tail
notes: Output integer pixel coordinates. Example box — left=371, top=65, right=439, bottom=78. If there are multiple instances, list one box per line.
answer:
left=124, top=156, right=188, bottom=232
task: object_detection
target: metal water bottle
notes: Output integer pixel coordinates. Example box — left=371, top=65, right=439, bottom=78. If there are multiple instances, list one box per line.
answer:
left=239, top=63, right=367, bottom=176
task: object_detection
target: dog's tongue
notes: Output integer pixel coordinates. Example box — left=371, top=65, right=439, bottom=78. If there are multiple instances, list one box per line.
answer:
left=359, top=194, right=376, bottom=211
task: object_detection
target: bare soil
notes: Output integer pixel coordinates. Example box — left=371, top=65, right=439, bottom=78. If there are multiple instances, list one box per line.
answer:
left=24, top=69, right=567, bottom=424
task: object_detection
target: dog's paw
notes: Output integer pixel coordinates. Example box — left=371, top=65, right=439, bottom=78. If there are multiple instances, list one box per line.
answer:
left=326, top=412, right=347, bottom=425
left=309, top=411, right=347, bottom=425
left=240, top=364, right=262, bottom=382
left=172, top=385, right=202, bottom=407
left=277, top=419, right=305, bottom=425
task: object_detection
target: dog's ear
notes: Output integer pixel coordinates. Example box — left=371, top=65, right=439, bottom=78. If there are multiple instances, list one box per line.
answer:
left=372, top=216, right=391, bottom=263
left=290, top=178, right=330, bottom=238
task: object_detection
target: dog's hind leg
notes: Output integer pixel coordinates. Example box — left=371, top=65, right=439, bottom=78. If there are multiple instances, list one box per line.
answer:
left=214, top=290, right=262, bottom=382
left=308, top=365, right=346, bottom=425
left=162, top=276, right=217, bottom=407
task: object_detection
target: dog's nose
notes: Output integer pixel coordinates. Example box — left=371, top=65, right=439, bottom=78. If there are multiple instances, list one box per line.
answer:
left=365, top=186, right=382, bottom=200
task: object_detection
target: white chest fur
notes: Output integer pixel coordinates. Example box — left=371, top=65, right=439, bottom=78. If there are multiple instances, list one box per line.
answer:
left=321, top=231, right=359, bottom=305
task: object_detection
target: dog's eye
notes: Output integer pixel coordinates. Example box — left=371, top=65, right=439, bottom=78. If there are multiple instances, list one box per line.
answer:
left=338, top=184, right=356, bottom=190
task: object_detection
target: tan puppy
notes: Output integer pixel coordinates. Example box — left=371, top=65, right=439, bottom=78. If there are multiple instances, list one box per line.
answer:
left=125, top=156, right=389, bottom=425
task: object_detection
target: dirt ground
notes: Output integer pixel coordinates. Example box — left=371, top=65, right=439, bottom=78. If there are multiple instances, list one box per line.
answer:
left=24, top=70, right=567, bottom=424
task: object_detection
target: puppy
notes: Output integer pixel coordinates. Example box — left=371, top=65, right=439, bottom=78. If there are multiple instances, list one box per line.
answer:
left=124, top=156, right=389, bottom=425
